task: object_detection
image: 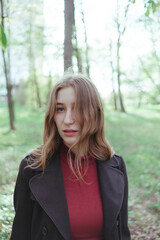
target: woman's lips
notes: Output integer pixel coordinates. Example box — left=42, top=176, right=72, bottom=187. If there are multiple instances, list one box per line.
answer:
left=63, top=129, right=78, bottom=136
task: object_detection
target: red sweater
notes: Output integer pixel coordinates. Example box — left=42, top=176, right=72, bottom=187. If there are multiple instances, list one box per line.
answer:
left=60, top=144, right=104, bottom=240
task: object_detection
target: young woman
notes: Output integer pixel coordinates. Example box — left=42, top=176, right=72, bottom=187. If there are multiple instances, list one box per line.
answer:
left=10, top=74, right=130, bottom=240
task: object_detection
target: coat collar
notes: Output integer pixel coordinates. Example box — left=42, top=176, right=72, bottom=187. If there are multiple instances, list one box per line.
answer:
left=29, top=153, right=70, bottom=240
left=97, top=155, right=124, bottom=239
left=29, top=153, right=124, bottom=240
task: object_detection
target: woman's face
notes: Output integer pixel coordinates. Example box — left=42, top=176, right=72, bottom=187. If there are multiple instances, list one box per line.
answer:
left=54, top=86, right=80, bottom=149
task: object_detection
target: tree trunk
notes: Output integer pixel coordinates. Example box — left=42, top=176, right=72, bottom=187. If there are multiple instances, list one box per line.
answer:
left=109, top=42, right=117, bottom=111
left=116, top=0, right=126, bottom=113
left=46, top=72, right=52, bottom=103
left=80, top=2, right=90, bottom=78
left=139, top=58, right=160, bottom=94
left=28, top=15, right=42, bottom=108
left=73, top=18, right=82, bottom=72
left=1, top=0, right=15, bottom=130
left=111, top=71, right=117, bottom=111
left=117, top=37, right=125, bottom=112
left=111, top=64, right=118, bottom=111
left=2, top=51, right=15, bottom=129
left=117, top=41, right=125, bottom=113
left=33, top=64, right=42, bottom=108
left=64, top=0, right=74, bottom=72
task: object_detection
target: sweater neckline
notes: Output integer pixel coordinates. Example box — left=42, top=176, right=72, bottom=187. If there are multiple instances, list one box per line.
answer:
left=60, top=142, right=94, bottom=162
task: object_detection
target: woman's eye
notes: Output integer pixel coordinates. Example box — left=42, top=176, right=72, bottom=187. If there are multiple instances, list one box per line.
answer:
left=57, top=107, right=64, bottom=112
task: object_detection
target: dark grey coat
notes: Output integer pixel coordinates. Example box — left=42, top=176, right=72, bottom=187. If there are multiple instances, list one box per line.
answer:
left=10, top=152, right=131, bottom=240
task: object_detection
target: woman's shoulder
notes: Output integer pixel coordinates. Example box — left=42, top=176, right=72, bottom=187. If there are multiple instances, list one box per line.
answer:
left=111, top=153, right=124, bottom=163
left=104, top=153, right=126, bottom=172
left=19, top=154, right=31, bottom=167
left=19, top=154, right=36, bottom=169
left=110, top=153, right=128, bottom=175
left=17, top=154, right=42, bottom=181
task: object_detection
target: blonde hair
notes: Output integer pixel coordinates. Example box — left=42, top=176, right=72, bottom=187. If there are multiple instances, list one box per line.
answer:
left=29, top=73, right=113, bottom=179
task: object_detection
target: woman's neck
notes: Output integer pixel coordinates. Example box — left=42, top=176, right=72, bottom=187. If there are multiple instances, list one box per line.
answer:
left=63, top=142, right=86, bottom=157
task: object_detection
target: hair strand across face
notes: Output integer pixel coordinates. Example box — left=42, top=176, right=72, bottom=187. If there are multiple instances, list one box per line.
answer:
left=28, top=73, right=113, bottom=179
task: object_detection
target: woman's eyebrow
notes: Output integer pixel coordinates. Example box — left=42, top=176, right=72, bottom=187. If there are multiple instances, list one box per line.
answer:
left=56, top=102, right=64, bottom=105
left=56, top=102, right=75, bottom=106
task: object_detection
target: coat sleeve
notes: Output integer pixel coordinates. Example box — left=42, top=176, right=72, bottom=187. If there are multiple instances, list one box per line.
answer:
left=10, top=158, right=33, bottom=240
left=119, top=156, right=131, bottom=240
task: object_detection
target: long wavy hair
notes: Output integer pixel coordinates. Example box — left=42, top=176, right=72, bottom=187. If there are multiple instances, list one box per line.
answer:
left=29, top=73, right=113, bottom=179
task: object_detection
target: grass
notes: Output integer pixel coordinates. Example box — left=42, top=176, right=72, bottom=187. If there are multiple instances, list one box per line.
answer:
left=104, top=105, right=160, bottom=226
left=0, top=103, right=160, bottom=238
left=0, top=104, right=45, bottom=184
left=105, top=105, right=160, bottom=204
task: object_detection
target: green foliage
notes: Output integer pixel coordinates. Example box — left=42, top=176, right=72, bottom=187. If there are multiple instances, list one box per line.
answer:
left=145, top=6, right=150, bottom=16
left=0, top=24, right=7, bottom=50
left=0, top=103, right=45, bottom=184
left=0, top=184, right=14, bottom=239
left=144, top=0, right=160, bottom=15
left=130, top=0, right=160, bottom=15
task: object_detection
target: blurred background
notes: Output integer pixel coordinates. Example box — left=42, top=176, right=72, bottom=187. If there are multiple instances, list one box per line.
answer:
left=0, top=0, right=160, bottom=239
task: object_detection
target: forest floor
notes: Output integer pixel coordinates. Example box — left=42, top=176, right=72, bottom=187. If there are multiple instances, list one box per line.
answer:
left=1, top=183, right=160, bottom=240
left=129, top=187, right=160, bottom=240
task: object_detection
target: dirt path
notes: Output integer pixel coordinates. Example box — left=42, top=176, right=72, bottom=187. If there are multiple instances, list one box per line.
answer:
left=129, top=188, right=160, bottom=240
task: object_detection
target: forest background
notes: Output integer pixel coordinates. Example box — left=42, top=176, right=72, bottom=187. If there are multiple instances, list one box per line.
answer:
left=0, top=0, right=160, bottom=239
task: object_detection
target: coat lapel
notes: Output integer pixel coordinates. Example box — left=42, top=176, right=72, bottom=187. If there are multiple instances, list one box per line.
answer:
left=29, top=152, right=70, bottom=240
left=29, top=153, right=124, bottom=240
left=97, top=155, right=125, bottom=239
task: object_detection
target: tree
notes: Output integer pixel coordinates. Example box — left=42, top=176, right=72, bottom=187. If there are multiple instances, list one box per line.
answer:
left=80, top=1, right=90, bottom=78
left=72, top=10, right=82, bottom=73
left=109, top=41, right=117, bottom=110
left=64, top=0, right=74, bottom=72
left=72, top=0, right=90, bottom=75
left=27, top=15, right=42, bottom=108
left=24, top=0, right=45, bottom=108
left=0, top=0, right=15, bottom=130
left=136, top=5, right=160, bottom=104
left=114, top=0, right=134, bottom=112
left=114, top=0, right=130, bottom=112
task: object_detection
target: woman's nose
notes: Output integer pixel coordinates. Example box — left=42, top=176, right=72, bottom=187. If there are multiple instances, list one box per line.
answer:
left=64, top=109, right=75, bottom=124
